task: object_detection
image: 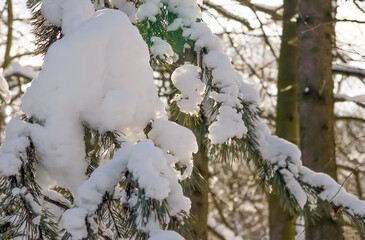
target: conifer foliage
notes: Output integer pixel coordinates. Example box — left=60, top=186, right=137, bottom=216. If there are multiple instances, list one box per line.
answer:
left=0, top=0, right=365, bottom=239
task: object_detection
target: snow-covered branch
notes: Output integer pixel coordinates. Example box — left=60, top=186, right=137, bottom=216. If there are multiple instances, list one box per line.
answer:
left=333, top=64, right=365, bottom=79
left=335, top=93, right=365, bottom=103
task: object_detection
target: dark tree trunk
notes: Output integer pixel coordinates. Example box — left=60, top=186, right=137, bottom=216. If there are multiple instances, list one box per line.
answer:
left=298, top=0, right=343, bottom=239
left=269, top=0, right=299, bottom=239
left=2, top=0, right=13, bottom=69
left=187, top=141, right=209, bottom=240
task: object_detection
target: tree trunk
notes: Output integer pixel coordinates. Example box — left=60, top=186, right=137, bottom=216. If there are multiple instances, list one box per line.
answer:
left=298, top=0, right=343, bottom=239
left=269, top=0, right=299, bottom=239
left=187, top=141, right=209, bottom=240
left=172, top=55, right=209, bottom=240
left=2, top=0, right=13, bottom=69
left=0, top=0, right=13, bottom=143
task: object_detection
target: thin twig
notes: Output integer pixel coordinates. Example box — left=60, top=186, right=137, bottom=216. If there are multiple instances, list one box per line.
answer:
left=329, top=162, right=365, bottom=202
left=338, top=135, right=365, bottom=156
left=250, top=5, right=279, bottom=62
left=204, top=0, right=253, bottom=30
left=43, top=196, right=69, bottom=210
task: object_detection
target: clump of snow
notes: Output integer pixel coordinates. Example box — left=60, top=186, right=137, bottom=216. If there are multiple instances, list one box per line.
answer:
left=137, top=0, right=201, bottom=25
left=126, top=140, right=171, bottom=201
left=43, top=189, right=71, bottom=208
left=203, top=50, right=247, bottom=144
left=62, top=208, right=88, bottom=239
left=11, top=187, right=26, bottom=196
left=137, top=0, right=201, bottom=28
left=183, top=23, right=221, bottom=51
left=208, top=106, right=247, bottom=144
left=254, top=120, right=307, bottom=207
left=165, top=172, right=191, bottom=216
left=111, top=0, right=136, bottom=23
left=167, top=18, right=184, bottom=31
left=280, top=169, right=307, bottom=208
left=171, top=64, right=205, bottom=116
left=25, top=193, right=42, bottom=214
left=65, top=138, right=191, bottom=238
left=136, top=212, right=161, bottom=233
left=61, top=0, right=95, bottom=34
left=300, top=167, right=365, bottom=216
left=150, top=37, right=175, bottom=64
left=0, top=72, right=11, bottom=104
left=15, top=9, right=167, bottom=193
left=238, top=76, right=260, bottom=104
left=203, top=51, right=242, bottom=104
left=0, top=118, right=30, bottom=176
left=148, top=118, right=197, bottom=179
left=40, top=0, right=63, bottom=26
left=165, top=0, right=201, bottom=25
left=136, top=0, right=162, bottom=22
left=266, top=136, right=302, bottom=171
left=64, top=145, right=130, bottom=237
left=41, top=0, right=94, bottom=34
left=148, top=230, right=184, bottom=240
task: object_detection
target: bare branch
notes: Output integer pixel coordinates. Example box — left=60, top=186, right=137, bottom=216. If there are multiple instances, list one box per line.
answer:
left=10, top=51, right=38, bottom=61
left=335, top=95, right=365, bottom=109
left=330, top=162, right=365, bottom=201
left=251, top=6, right=279, bottom=62
left=338, top=134, right=365, bottom=156
left=235, top=0, right=282, bottom=20
left=333, top=64, right=365, bottom=79
left=204, top=1, right=253, bottom=30
left=337, top=164, right=363, bottom=173
left=336, top=18, right=365, bottom=24
left=210, top=190, right=236, bottom=233
left=336, top=116, right=365, bottom=124
left=352, top=0, right=365, bottom=14
left=337, top=164, right=363, bottom=200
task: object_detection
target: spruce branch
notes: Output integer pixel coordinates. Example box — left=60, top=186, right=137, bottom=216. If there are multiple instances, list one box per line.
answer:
left=26, top=0, right=62, bottom=54
left=0, top=135, right=59, bottom=239
left=83, top=124, right=123, bottom=176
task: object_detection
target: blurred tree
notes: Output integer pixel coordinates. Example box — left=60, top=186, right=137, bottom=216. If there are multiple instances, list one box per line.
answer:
left=269, top=0, right=299, bottom=239
left=1, top=0, right=13, bottom=70
left=298, top=0, right=343, bottom=239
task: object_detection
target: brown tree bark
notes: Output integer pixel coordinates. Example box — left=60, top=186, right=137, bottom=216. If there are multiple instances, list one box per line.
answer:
left=188, top=142, right=209, bottom=240
left=0, top=0, right=13, bottom=143
left=298, top=0, right=343, bottom=239
left=2, top=0, right=13, bottom=69
left=269, top=0, right=299, bottom=239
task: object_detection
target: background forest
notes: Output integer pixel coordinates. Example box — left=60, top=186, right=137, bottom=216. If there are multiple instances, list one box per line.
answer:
left=0, top=0, right=365, bottom=239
